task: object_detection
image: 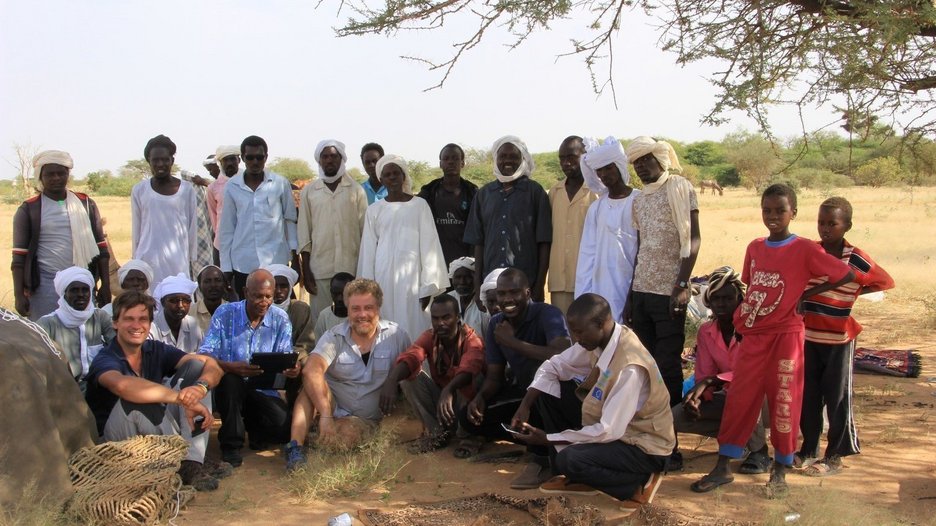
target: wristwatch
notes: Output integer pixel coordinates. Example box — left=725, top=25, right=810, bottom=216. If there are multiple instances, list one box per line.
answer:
left=676, top=280, right=689, bottom=289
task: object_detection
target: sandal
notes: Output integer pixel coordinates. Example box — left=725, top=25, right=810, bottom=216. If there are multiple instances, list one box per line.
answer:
left=690, top=473, right=734, bottom=493
left=792, top=453, right=818, bottom=470
left=801, top=458, right=843, bottom=477
left=453, top=437, right=484, bottom=459
left=738, top=451, right=773, bottom=475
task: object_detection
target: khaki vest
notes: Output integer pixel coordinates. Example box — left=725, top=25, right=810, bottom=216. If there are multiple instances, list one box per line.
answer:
left=578, top=326, right=676, bottom=456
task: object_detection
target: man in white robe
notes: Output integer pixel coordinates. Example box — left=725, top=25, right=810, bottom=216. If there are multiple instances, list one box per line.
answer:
left=357, top=154, right=449, bottom=340
left=574, top=137, right=641, bottom=323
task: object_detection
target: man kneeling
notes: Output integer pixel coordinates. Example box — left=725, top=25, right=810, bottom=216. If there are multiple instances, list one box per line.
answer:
left=512, top=293, right=674, bottom=514
left=283, top=279, right=410, bottom=471
left=85, top=291, right=224, bottom=490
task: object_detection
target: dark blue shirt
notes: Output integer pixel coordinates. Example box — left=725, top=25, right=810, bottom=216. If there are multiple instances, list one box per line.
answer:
left=85, top=339, right=186, bottom=435
left=484, top=301, right=568, bottom=387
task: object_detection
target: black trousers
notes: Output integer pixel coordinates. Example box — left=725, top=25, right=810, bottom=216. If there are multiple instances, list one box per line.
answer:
left=799, top=340, right=860, bottom=459
left=214, top=372, right=297, bottom=451
left=457, top=380, right=581, bottom=458
left=630, top=291, right=685, bottom=406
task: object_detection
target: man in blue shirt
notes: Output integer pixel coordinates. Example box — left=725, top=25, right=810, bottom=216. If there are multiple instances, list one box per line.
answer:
left=218, top=135, right=299, bottom=298
left=198, top=269, right=297, bottom=467
left=360, top=142, right=387, bottom=204
left=459, top=268, right=572, bottom=489
left=85, top=291, right=224, bottom=490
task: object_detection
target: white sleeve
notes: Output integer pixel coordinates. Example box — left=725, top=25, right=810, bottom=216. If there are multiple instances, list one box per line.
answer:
left=574, top=202, right=599, bottom=298
left=529, top=345, right=591, bottom=398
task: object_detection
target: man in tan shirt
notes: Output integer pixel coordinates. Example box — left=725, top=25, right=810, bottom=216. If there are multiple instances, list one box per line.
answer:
left=547, top=136, right=597, bottom=315
left=298, top=139, right=369, bottom=317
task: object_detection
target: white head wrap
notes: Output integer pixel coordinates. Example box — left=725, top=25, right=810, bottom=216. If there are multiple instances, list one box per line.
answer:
left=447, top=257, right=476, bottom=280
left=153, top=274, right=198, bottom=306
left=479, top=268, right=507, bottom=298
left=33, top=150, right=74, bottom=175
left=264, top=264, right=299, bottom=309
left=314, top=139, right=348, bottom=184
left=625, top=136, right=694, bottom=258
left=215, top=145, right=240, bottom=161
left=32, top=150, right=99, bottom=268
left=492, top=136, right=535, bottom=184
left=118, top=260, right=155, bottom=293
left=375, top=154, right=413, bottom=195
left=580, top=136, right=629, bottom=195
left=202, top=155, right=218, bottom=167
left=52, top=266, right=96, bottom=377
left=702, top=266, right=746, bottom=308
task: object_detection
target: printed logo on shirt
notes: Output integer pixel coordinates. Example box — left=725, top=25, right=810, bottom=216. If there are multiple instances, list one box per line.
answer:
left=774, top=358, right=796, bottom=434
left=437, top=212, right=465, bottom=226
left=591, top=387, right=604, bottom=401
left=740, top=258, right=785, bottom=328
left=592, top=368, right=612, bottom=401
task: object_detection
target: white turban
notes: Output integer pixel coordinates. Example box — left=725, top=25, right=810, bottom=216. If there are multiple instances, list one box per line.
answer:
left=492, top=136, right=534, bottom=183
left=265, top=264, right=299, bottom=288
left=153, top=273, right=198, bottom=306
left=215, top=145, right=240, bottom=161
left=479, top=267, right=507, bottom=298
left=52, top=266, right=96, bottom=376
left=202, top=155, right=218, bottom=167
left=33, top=150, right=74, bottom=175
left=448, top=256, right=476, bottom=279
left=118, top=260, right=155, bottom=293
left=624, top=136, right=682, bottom=173
left=581, top=136, right=630, bottom=195
left=375, top=154, right=414, bottom=195
left=314, top=139, right=348, bottom=184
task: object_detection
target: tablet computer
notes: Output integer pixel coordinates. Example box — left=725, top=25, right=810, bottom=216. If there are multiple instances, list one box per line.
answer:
left=245, top=353, right=298, bottom=390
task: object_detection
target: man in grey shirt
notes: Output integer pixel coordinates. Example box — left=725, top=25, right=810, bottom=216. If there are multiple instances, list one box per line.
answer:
left=283, top=278, right=410, bottom=471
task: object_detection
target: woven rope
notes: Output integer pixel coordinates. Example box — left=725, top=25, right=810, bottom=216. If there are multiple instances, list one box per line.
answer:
left=66, top=435, right=190, bottom=526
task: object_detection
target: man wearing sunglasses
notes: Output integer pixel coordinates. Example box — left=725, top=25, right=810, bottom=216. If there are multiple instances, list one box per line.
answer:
left=218, top=135, right=299, bottom=298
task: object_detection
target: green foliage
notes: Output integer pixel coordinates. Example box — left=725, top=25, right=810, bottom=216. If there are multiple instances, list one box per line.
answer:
left=685, top=141, right=724, bottom=167
left=267, top=157, right=316, bottom=183
left=85, top=170, right=113, bottom=192
left=406, top=160, right=441, bottom=192
left=723, top=132, right=781, bottom=191
left=709, top=163, right=740, bottom=187
left=118, top=159, right=179, bottom=180
left=854, top=157, right=902, bottom=187
left=93, top=176, right=137, bottom=197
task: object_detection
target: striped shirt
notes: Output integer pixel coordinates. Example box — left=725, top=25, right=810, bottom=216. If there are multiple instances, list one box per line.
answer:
left=802, top=241, right=894, bottom=344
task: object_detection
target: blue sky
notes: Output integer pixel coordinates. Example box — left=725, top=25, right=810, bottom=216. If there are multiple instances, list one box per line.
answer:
left=0, top=0, right=838, bottom=179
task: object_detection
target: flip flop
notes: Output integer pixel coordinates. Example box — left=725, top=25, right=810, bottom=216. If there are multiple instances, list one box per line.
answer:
left=801, top=459, right=843, bottom=477
left=738, top=451, right=773, bottom=475
left=690, top=474, right=734, bottom=493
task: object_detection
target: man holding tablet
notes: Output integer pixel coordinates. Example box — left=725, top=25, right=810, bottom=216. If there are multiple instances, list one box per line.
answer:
left=198, top=269, right=296, bottom=468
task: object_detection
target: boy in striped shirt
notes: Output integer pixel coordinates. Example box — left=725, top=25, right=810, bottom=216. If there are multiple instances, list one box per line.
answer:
left=798, top=197, right=894, bottom=476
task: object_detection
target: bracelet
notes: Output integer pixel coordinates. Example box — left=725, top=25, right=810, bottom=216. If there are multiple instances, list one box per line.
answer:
left=194, top=380, right=210, bottom=394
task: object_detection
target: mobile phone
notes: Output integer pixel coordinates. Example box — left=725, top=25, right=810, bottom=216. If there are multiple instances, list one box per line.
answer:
left=191, top=415, right=206, bottom=437
left=501, top=422, right=524, bottom=435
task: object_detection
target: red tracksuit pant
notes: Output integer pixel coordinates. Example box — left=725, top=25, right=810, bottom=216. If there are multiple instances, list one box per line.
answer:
left=717, top=330, right=804, bottom=466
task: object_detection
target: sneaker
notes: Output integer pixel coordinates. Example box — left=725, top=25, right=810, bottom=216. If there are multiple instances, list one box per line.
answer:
left=538, top=475, right=600, bottom=496
left=178, top=460, right=220, bottom=492
left=222, top=448, right=243, bottom=468
left=629, top=472, right=663, bottom=505
left=284, top=440, right=307, bottom=472
left=509, top=461, right=554, bottom=490
left=203, top=458, right=234, bottom=479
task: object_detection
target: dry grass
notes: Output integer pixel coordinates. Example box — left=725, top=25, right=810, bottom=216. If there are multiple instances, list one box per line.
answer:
left=0, top=482, right=70, bottom=526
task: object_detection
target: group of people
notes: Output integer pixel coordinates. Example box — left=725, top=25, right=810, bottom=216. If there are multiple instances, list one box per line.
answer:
left=8, top=132, right=891, bottom=514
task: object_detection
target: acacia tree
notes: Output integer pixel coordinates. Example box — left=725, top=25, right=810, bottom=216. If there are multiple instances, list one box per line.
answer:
left=334, top=1, right=936, bottom=139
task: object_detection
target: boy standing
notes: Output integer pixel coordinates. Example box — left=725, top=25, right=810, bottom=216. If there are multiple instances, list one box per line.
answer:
left=692, top=184, right=855, bottom=496
left=798, top=197, right=894, bottom=476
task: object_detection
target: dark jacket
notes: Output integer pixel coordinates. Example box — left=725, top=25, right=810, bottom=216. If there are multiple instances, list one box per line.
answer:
left=417, top=177, right=479, bottom=214
left=11, top=191, right=109, bottom=291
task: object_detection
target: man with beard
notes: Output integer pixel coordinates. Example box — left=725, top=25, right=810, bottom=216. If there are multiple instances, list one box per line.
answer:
left=207, top=145, right=240, bottom=265
left=379, top=294, right=485, bottom=453
left=464, top=136, right=552, bottom=302
left=192, top=265, right=230, bottom=333
left=418, top=143, right=479, bottom=266
left=219, top=136, right=298, bottom=298
left=198, top=269, right=297, bottom=467
left=547, top=136, right=597, bottom=314
left=459, top=268, right=571, bottom=488
left=37, top=266, right=115, bottom=392
left=150, top=274, right=202, bottom=353
left=298, top=139, right=368, bottom=318
left=283, top=279, right=410, bottom=471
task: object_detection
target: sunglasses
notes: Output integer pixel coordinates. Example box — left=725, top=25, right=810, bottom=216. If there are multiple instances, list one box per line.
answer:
left=244, top=154, right=266, bottom=162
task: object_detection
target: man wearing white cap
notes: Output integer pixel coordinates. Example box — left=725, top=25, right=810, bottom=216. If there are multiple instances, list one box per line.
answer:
left=101, top=259, right=155, bottom=317
left=358, top=154, right=450, bottom=340
left=464, top=136, right=552, bottom=303
left=447, top=256, right=488, bottom=337
left=575, top=136, right=641, bottom=323
left=267, top=263, right=316, bottom=360
left=12, top=150, right=110, bottom=320
left=548, top=136, right=598, bottom=315
left=207, top=145, right=240, bottom=264
left=37, top=266, right=115, bottom=391
left=298, top=139, right=368, bottom=318
left=150, top=274, right=203, bottom=353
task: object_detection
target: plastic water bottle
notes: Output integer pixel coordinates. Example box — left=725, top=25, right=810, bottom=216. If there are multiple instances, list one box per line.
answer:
left=328, top=512, right=353, bottom=526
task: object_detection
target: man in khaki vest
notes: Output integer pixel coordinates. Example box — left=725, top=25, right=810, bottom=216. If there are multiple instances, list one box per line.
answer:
left=511, top=293, right=675, bottom=514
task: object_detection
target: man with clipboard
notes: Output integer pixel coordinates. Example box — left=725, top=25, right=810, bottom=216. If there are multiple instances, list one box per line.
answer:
left=198, top=269, right=298, bottom=468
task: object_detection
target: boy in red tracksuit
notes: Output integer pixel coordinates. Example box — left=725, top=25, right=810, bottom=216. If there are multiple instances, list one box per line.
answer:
left=691, top=184, right=854, bottom=497
left=797, top=197, right=894, bottom=476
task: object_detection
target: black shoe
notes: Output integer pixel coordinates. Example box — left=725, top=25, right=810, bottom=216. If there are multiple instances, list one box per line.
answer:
left=668, top=451, right=684, bottom=472
left=222, top=448, right=243, bottom=468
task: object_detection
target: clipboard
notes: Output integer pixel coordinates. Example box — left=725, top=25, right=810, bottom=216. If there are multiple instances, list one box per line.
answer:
left=244, top=353, right=298, bottom=390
